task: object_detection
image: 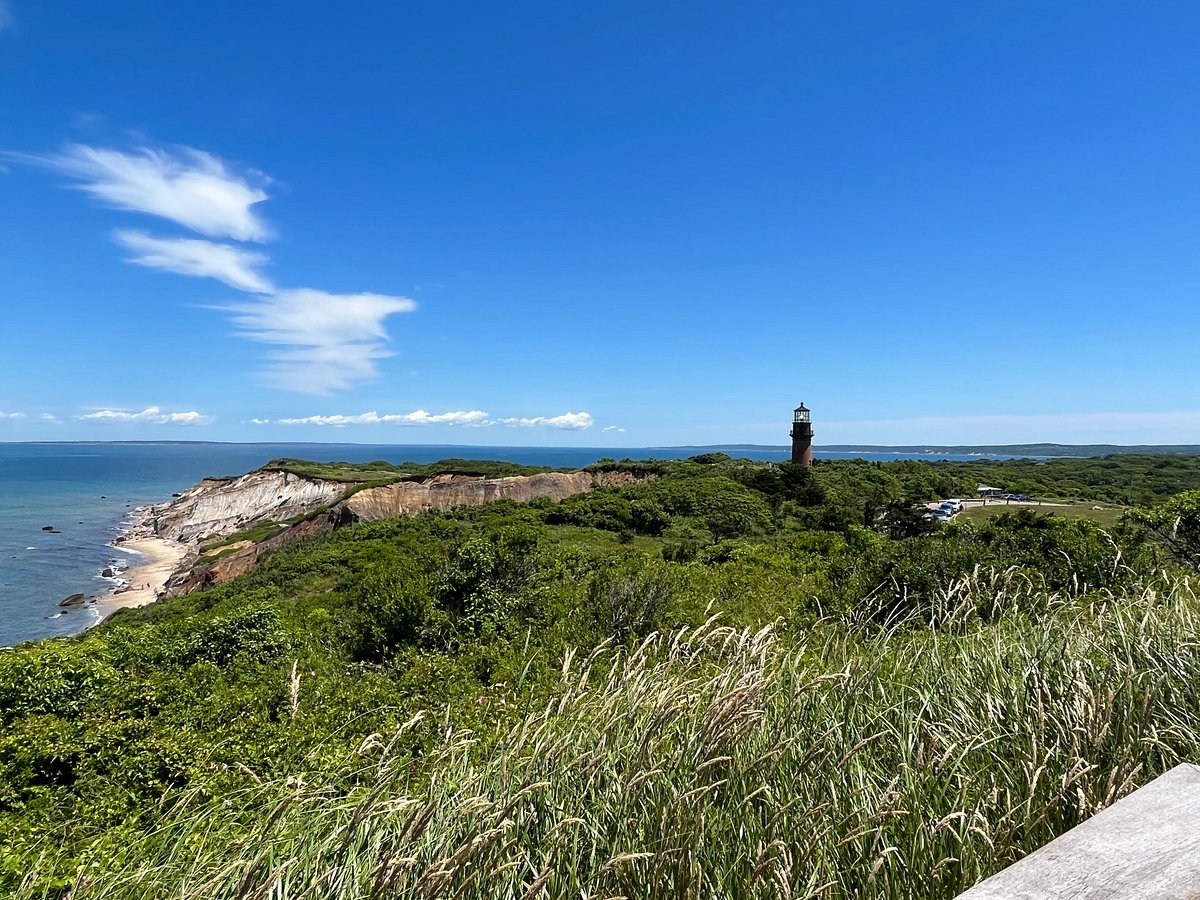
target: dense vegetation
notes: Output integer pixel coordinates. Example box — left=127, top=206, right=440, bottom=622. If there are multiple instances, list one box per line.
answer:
left=925, top=453, right=1200, bottom=506
left=3, top=453, right=1200, bottom=898
left=822, top=441, right=1200, bottom=457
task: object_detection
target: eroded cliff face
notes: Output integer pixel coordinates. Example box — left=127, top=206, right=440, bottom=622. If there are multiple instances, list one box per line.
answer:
left=163, top=513, right=337, bottom=596
left=148, top=470, right=348, bottom=543
left=343, top=470, right=640, bottom=521
left=153, top=467, right=646, bottom=597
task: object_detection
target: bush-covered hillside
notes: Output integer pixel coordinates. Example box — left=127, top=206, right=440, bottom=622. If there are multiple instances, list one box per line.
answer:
left=3, top=454, right=1200, bottom=898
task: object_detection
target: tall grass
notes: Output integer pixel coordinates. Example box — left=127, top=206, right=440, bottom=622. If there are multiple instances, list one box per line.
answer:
left=39, top=569, right=1200, bottom=899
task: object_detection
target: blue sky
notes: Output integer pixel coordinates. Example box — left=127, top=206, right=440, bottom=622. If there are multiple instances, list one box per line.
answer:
left=2, top=1, right=1199, bottom=446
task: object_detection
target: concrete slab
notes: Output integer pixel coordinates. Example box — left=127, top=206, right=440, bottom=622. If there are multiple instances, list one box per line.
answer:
left=957, top=763, right=1200, bottom=899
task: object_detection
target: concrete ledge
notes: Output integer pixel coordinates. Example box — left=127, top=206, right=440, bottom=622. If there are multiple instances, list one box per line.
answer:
left=957, top=763, right=1200, bottom=899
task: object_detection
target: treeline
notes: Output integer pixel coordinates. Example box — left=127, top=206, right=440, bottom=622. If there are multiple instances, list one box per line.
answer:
left=2, top=454, right=1200, bottom=896
left=928, top=453, right=1200, bottom=505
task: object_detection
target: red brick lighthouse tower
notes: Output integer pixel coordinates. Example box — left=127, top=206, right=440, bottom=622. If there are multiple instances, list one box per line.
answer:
left=790, top=403, right=813, bottom=466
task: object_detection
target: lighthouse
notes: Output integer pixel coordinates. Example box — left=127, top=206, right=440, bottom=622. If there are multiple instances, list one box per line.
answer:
left=790, top=403, right=813, bottom=466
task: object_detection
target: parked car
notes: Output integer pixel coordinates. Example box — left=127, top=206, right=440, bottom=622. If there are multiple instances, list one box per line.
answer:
left=939, top=499, right=963, bottom=514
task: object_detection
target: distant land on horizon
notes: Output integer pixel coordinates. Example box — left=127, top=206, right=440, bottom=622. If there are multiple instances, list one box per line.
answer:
left=6, top=440, right=1200, bottom=459
left=664, top=443, right=1200, bottom=458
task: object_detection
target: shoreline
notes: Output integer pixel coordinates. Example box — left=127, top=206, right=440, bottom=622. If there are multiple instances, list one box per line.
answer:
left=85, top=505, right=190, bottom=629
left=91, top=535, right=188, bottom=626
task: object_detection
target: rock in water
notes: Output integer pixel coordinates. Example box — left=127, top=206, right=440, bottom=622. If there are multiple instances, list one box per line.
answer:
left=60, top=593, right=86, bottom=607
left=41, top=525, right=55, bottom=532
left=102, top=567, right=116, bottom=578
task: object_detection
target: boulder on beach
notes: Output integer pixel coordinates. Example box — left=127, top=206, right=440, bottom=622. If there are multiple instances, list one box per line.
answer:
left=60, top=593, right=86, bottom=607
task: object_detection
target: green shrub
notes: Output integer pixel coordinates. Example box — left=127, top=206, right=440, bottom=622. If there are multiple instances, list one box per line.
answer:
left=1128, top=489, right=1200, bottom=570
left=585, top=554, right=680, bottom=642
left=0, top=642, right=118, bottom=722
left=436, top=527, right=543, bottom=637
left=170, top=605, right=288, bottom=668
left=347, top=560, right=432, bottom=661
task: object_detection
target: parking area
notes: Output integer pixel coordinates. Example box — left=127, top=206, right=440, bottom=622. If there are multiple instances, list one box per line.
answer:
left=925, top=497, right=1125, bottom=527
left=927, top=496, right=1064, bottom=520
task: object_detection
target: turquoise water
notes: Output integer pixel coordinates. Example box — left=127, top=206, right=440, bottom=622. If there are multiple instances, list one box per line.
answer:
left=0, top=442, right=1017, bottom=646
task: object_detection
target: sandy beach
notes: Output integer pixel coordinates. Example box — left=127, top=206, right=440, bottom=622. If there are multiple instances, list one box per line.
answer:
left=91, top=534, right=189, bottom=624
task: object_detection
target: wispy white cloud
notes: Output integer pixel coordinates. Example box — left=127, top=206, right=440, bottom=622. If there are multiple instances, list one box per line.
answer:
left=225, top=289, right=416, bottom=393
left=40, top=413, right=60, bottom=423
left=487, top=412, right=594, bottom=430
left=602, top=425, right=626, bottom=433
left=269, top=410, right=488, bottom=427
left=30, top=144, right=270, bottom=240
left=115, top=229, right=273, bottom=293
left=20, top=140, right=421, bottom=393
left=0, top=410, right=25, bottom=420
left=79, top=406, right=212, bottom=425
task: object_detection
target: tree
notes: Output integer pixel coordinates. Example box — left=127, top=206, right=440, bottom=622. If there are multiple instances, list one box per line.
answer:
left=1128, top=490, right=1200, bottom=570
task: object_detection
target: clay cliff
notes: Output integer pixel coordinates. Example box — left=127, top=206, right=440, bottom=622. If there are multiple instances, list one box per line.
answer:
left=344, top=470, right=639, bottom=520
left=149, top=470, right=347, bottom=543
left=147, top=466, right=645, bottom=596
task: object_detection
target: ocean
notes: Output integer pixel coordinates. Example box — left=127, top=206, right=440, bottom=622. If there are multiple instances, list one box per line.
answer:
left=0, top=442, right=1021, bottom=647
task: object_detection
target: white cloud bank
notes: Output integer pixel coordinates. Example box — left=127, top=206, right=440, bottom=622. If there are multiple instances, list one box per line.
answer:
left=489, top=412, right=594, bottom=429
left=79, top=406, right=212, bottom=425
left=258, top=409, right=594, bottom=429
left=274, top=410, right=488, bottom=427
left=21, top=143, right=415, bottom=394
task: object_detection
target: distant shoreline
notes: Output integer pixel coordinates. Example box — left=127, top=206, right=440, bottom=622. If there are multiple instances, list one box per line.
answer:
left=655, top=443, right=1200, bottom=458
left=5, top=439, right=1200, bottom=459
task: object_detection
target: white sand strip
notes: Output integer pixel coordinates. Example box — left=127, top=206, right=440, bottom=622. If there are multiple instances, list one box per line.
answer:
left=92, top=536, right=188, bottom=624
